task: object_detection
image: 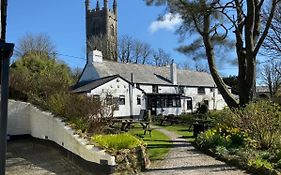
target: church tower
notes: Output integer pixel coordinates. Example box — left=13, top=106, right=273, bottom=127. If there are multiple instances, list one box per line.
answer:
left=85, top=0, right=118, bottom=62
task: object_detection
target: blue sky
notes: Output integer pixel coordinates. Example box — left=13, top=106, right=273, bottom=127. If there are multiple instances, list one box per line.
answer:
left=7, top=0, right=237, bottom=76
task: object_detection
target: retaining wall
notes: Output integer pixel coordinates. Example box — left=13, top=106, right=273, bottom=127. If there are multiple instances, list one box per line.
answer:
left=7, top=100, right=115, bottom=174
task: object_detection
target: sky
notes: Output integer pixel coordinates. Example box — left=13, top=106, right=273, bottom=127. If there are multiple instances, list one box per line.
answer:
left=6, top=0, right=238, bottom=76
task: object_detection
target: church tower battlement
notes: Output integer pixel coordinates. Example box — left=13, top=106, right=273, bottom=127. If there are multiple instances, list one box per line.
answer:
left=85, top=0, right=118, bottom=62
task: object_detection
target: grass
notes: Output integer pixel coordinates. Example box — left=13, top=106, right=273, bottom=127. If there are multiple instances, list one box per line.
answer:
left=160, top=124, right=195, bottom=142
left=129, top=124, right=173, bottom=161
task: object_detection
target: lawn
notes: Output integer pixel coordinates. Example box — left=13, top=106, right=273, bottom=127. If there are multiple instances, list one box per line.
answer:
left=160, top=124, right=195, bottom=142
left=128, top=124, right=173, bottom=161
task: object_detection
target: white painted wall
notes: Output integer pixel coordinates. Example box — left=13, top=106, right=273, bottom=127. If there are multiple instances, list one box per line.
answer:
left=183, top=87, right=227, bottom=111
left=7, top=100, right=115, bottom=166
left=89, top=77, right=145, bottom=117
left=156, top=107, right=182, bottom=116
left=139, top=84, right=152, bottom=93
left=158, top=86, right=177, bottom=94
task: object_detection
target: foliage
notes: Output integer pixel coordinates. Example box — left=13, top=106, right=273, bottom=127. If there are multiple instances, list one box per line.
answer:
left=223, top=76, right=239, bottom=95
left=196, top=126, right=247, bottom=149
left=10, top=52, right=73, bottom=108
left=197, top=103, right=209, bottom=114
left=248, top=157, right=273, bottom=171
left=217, top=101, right=281, bottom=149
left=180, top=113, right=193, bottom=125
left=92, top=134, right=143, bottom=151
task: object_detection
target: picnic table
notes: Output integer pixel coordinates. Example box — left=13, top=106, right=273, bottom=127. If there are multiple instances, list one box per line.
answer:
left=159, top=115, right=181, bottom=125
left=111, top=118, right=152, bottom=136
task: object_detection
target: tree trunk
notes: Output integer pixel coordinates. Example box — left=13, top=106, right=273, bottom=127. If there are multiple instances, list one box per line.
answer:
left=202, top=35, right=239, bottom=108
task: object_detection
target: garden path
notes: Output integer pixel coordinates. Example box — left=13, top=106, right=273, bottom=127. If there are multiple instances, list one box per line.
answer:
left=141, top=127, right=250, bottom=175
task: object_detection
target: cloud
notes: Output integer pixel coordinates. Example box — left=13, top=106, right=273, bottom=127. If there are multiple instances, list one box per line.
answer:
left=149, top=13, right=183, bottom=33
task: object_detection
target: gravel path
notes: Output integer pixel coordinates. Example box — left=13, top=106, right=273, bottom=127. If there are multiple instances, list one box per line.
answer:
left=142, top=127, right=249, bottom=175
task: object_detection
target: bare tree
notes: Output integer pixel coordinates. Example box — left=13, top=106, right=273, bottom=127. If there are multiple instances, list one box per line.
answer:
left=118, top=35, right=133, bottom=63
left=263, top=3, right=281, bottom=58
left=152, top=48, right=172, bottom=66
left=118, top=35, right=153, bottom=64
left=260, top=61, right=281, bottom=97
left=16, top=33, right=56, bottom=57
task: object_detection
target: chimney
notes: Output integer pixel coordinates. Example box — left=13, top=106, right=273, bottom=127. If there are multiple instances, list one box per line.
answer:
left=88, top=49, right=103, bottom=64
left=170, top=60, right=177, bottom=85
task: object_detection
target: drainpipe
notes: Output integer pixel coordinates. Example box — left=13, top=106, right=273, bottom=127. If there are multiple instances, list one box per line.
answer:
left=129, top=73, right=134, bottom=118
left=213, top=84, right=216, bottom=110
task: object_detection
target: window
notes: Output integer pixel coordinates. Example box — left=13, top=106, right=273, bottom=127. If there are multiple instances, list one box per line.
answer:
left=92, top=95, right=100, bottom=103
left=187, top=100, right=192, bottom=110
left=156, top=96, right=181, bottom=108
left=119, top=95, right=125, bottom=105
left=210, top=88, right=214, bottom=92
left=113, top=97, right=119, bottom=110
left=106, top=95, right=113, bottom=105
left=152, top=85, right=158, bottom=93
left=197, top=87, right=205, bottom=94
left=137, top=95, right=141, bottom=105
left=179, top=86, right=184, bottom=94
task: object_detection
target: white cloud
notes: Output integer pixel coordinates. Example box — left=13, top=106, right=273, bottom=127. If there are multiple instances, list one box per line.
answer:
left=149, top=13, right=183, bottom=33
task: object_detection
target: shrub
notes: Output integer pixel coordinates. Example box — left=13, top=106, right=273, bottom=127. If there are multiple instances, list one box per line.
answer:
left=92, top=134, right=143, bottom=151
left=215, top=146, right=229, bottom=157
left=216, top=101, right=281, bottom=149
left=248, top=157, right=273, bottom=171
left=196, top=129, right=231, bottom=149
left=196, top=126, right=247, bottom=149
left=180, top=113, right=194, bottom=125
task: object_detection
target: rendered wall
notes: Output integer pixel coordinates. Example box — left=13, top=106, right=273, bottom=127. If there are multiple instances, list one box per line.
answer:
left=89, top=77, right=145, bottom=117
left=7, top=100, right=115, bottom=166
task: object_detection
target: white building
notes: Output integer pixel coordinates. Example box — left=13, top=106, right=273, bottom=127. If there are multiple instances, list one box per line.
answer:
left=72, top=50, right=229, bottom=118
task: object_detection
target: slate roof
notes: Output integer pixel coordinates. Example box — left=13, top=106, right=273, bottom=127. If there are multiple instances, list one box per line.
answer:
left=256, top=86, right=270, bottom=93
left=93, top=61, right=216, bottom=87
left=72, top=75, right=118, bottom=93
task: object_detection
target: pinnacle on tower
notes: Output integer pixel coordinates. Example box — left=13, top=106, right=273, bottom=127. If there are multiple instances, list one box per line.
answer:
left=113, top=0, right=117, bottom=14
left=85, top=0, right=90, bottom=11
left=104, top=0, right=108, bottom=9
left=96, top=0, right=100, bottom=10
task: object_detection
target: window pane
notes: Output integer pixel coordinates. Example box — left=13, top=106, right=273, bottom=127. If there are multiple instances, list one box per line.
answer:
left=137, top=96, right=141, bottom=105
left=106, top=95, right=113, bottom=105
left=198, top=87, right=205, bottom=94
left=119, top=95, right=125, bottom=105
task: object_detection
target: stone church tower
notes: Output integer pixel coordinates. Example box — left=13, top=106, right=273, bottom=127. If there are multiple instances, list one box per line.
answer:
left=85, top=0, right=118, bottom=62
